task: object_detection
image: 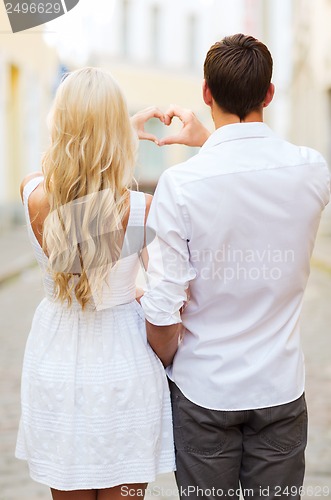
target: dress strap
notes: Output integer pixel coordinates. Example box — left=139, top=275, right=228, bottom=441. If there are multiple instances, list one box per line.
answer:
left=22, top=176, right=47, bottom=257
left=22, top=176, right=44, bottom=224
left=23, top=176, right=44, bottom=206
left=120, top=191, right=146, bottom=257
left=127, top=190, right=146, bottom=227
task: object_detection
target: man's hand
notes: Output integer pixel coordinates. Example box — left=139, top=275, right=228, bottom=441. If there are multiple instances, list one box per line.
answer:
left=159, top=105, right=211, bottom=147
left=146, top=321, right=182, bottom=368
left=130, top=107, right=165, bottom=144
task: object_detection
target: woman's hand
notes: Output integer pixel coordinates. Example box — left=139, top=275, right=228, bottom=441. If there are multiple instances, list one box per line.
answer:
left=130, top=107, right=165, bottom=144
left=135, top=287, right=144, bottom=304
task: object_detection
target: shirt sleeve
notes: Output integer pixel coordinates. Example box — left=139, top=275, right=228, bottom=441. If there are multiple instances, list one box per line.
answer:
left=140, top=169, right=196, bottom=326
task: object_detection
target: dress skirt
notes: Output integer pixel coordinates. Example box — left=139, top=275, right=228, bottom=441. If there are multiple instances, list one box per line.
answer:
left=15, top=298, right=175, bottom=491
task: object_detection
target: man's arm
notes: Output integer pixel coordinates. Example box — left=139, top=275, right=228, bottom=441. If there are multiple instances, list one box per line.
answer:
left=140, top=171, right=196, bottom=366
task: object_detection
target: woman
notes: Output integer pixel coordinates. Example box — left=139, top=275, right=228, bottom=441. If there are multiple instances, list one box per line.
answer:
left=15, top=67, right=175, bottom=499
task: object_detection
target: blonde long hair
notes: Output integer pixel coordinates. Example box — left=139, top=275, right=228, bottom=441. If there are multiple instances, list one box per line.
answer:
left=42, top=67, right=138, bottom=309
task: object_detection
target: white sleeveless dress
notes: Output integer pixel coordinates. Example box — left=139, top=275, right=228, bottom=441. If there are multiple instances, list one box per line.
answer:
left=15, top=177, right=175, bottom=491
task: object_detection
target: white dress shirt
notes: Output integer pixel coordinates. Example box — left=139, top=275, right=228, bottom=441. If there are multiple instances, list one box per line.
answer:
left=141, top=122, right=330, bottom=411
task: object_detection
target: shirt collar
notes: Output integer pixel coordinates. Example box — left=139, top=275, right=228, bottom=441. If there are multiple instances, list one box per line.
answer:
left=200, top=122, right=278, bottom=152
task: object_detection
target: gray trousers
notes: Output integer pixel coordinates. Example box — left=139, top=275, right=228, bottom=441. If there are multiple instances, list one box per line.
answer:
left=169, top=381, right=307, bottom=500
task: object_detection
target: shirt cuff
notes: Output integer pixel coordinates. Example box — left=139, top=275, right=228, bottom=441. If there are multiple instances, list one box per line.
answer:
left=140, top=294, right=182, bottom=326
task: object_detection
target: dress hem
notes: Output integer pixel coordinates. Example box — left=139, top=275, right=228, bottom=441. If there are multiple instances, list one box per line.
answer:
left=16, top=453, right=176, bottom=491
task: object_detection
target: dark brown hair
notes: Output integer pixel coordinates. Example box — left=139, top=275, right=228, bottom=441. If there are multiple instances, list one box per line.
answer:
left=204, top=34, right=273, bottom=121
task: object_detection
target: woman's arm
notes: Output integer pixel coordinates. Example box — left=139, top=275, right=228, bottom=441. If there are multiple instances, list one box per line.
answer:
left=20, top=173, right=49, bottom=248
left=136, top=193, right=153, bottom=303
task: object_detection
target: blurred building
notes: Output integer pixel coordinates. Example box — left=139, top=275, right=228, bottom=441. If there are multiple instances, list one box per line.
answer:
left=291, top=0, right=331, bottom=164
left=80, top=0, right=246, bottom=190
left=0, top=2, right=58, bottom=229
left=52, top=0, right=293, bottom=190
left=0, top=0, right=296, bottom=210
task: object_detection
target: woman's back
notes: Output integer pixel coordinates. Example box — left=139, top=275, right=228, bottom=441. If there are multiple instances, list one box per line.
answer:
left=22, top=175, right=148, bottom=310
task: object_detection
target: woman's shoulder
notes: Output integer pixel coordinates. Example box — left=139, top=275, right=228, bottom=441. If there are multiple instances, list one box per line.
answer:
left=20, top=172, right=48, bottom=224
left=21, top=172, right=48, bottom=247
left=19, top=171, right=44, bottom=202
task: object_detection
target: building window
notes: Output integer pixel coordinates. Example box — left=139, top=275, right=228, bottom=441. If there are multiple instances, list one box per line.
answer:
left=120, top=0, right=130, bottom=58
left=187, top=13, right=198, bottom=70
left=150, top=4, right=161, bottom=65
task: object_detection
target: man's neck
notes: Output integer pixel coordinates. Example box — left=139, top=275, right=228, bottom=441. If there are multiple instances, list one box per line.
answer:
left=213, top=108, right=263, bottom=130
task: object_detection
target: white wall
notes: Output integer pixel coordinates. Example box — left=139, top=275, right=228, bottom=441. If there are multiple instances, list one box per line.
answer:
left=0, top=56, right=7, bottom=203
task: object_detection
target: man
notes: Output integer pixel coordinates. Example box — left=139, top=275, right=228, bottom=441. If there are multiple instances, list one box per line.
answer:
left=140, top=34, right=330, bottom=499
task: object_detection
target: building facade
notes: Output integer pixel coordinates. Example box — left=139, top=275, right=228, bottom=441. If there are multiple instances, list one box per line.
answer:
left=0, top=2, right=58, bottom=228
left=291, top=0, right=331, bottom=164
left=51, top=0, right=293, bottom=189
left=0, top=0, right=296, bottom=205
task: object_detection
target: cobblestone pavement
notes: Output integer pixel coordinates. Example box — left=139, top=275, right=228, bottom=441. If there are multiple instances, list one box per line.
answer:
left=0, top=205, right=330, bottom=500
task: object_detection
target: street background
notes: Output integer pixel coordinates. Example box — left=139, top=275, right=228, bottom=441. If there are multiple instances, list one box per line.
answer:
left=0, top=204, right=330, bottom=500
left=1, top=0, right=331, bottom=499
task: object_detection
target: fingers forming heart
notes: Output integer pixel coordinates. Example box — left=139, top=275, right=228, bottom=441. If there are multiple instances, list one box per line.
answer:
left=132, top=105, right=188, bottom=146
left=157, top=117, right=185, bottom=146
left=149, top=116, right=185, bottom=146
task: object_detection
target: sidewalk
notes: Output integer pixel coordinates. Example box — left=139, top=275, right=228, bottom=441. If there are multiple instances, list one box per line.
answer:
left=0, top=223, right=35, bottom=285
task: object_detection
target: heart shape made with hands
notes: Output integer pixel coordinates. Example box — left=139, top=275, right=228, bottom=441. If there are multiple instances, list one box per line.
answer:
left=132, top=108, right=186, bottom=146
left=131, top=106, right=210, bottom=147
left=155, top=115, right=186, bottom=146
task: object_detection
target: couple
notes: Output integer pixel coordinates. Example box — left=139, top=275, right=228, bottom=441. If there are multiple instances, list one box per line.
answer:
left=16, top=34, right=330, bottom=500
